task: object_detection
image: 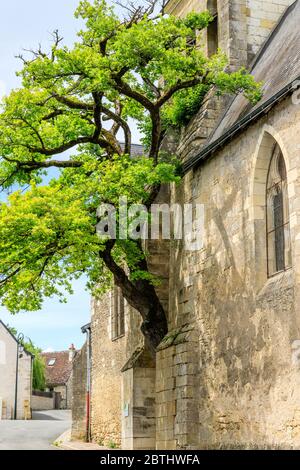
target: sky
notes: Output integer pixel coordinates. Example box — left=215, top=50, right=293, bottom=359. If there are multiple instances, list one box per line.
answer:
left=0, top=0, right=135, bottom=352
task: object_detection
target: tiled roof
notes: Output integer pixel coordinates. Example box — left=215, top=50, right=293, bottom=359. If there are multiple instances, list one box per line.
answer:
left=41, top=350, right=76, bottom=387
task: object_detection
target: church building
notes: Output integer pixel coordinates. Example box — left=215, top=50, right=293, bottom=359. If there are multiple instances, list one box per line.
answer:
left=72, top=0, right=300, bottom=450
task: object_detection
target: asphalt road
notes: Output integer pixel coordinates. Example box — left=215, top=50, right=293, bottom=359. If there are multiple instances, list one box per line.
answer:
left=0, top=410, right=71, bottom=450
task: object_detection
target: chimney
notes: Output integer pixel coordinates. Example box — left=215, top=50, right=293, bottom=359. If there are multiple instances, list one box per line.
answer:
left=69, top=343, right=76, bottom=362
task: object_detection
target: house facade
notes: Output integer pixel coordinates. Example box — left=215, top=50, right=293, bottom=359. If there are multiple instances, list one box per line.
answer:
left=41, top=345, right=76, bottom=410
left=0, top=320, right=33, bottom=420
left=79, top=0, right=300, bottom=449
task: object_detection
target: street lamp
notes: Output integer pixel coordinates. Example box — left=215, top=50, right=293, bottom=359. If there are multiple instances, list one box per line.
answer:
left=14, top=332, right=24, bottom=420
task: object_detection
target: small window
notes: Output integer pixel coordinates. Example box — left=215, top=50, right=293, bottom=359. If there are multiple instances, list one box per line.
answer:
left=207, top=0, right=218, bottom=57
left=48, top=358, right=56, bottom=366
left=266, top=145, right=292, bottom=277
left=111, top=286, right=125, bottom=340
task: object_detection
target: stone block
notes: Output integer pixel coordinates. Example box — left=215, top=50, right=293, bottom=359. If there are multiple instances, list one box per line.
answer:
left=156, top=440, right=177, bottom=450
left=176, top=375, right=195, bottom=388
left=175, top=386, right=195, bottom=400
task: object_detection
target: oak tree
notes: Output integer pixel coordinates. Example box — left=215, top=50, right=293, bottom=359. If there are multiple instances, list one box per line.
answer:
left=0, top=0, right=261, bottom=351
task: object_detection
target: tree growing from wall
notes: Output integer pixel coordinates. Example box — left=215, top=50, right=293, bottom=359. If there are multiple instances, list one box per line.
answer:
left=0, top=0, right=261, bottom=351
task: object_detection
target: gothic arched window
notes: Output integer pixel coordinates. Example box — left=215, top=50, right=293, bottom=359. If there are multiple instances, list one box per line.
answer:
left=207, top=0, right=218, bottom=56
left=266, top=144, right=291, bottom=277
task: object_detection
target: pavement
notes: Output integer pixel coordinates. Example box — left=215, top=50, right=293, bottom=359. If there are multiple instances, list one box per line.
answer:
left=56, top=429, right=108, bottom=451
left=0, top=410, right=71, bottom=450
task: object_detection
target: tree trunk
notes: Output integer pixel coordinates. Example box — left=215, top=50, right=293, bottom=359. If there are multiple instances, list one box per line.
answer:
left=140, top=300, right=168, bottom=354
left=100, top=242, right=168, bottom=353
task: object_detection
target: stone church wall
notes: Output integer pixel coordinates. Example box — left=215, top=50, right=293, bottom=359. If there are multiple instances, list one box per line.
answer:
left=71, top=342, right=87, bottom=441
left=163, top=95, right=300, bottom=449
left=90, top=293, right=126, bottom=447
left=85, top=0, right=300, bottom=450
left=165, top=0, right=296, bottom=163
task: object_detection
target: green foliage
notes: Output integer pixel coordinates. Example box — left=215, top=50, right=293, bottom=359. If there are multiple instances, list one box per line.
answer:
left=163, top=84, right=209, bottom=127
left=7, top=325, right=46, bottom=390
left=0, top=0, right=262, bottom=315
left=0, top=155, right=179, bottom=312
left=213, top=68, right=263, bottom=103
left=23, top=339, right=46, bottom=391
left=107, top=440, right=118, bottom=449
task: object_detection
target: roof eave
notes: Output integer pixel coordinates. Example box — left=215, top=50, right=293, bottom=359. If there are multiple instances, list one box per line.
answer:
left=0, top=319, right=34, bottom=358
left=182, top=77, right=300, bottom=174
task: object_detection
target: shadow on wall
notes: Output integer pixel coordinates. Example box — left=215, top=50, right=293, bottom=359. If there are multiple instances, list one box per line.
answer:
left=187, top=135, right=297, bottom=448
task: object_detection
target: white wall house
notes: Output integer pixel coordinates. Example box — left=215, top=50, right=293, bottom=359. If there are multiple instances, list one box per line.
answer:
left=0, top=320, right=33, bottom=419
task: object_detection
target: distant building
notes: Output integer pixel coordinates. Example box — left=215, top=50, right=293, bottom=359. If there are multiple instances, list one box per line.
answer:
left=71, top=330, right=90, bottom=441
left=0, top=320, right=33, bottom=420
left=41, top=344, right=77, bottom=409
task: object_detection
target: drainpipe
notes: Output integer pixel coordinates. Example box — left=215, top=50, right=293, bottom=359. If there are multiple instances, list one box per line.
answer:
left=14, top=333, right=24, bottom=420
left=81, top=323, right=91, bottom=442
left=30, top=354, right=34, bottom=419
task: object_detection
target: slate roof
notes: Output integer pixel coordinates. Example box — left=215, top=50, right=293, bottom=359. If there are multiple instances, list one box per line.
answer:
left=120, top=142, right=144, bottom=157
left=41, top=350, right=76, bottom=387
left=183, top=0, right=300, bottom=171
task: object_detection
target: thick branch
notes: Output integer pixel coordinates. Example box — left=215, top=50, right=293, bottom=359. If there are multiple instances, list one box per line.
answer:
left=99, top=240, right=168, bottom=350
left=28, top=135, right=115, bottom=156
left=149, top=109, right=162, bottom=161
left=51, top=94, right=131, bottom=154
left=105, top=104, right=131, bottom=154
left=19, top=159, right=83, bottom=171
left=100, top=242, right=149, bottom=312
left=156, top=77, right=203, bottom=108
left=41, top=110, right=64, bottom=121
left=52, top=94, right=94, bottom=111
left=112, top=76, right=155, bottom=113
left=92, top=92, right=103, bottom=140
left=142, top=76, right=161, bottom=99
left=0, top=265, right=23, bottom=286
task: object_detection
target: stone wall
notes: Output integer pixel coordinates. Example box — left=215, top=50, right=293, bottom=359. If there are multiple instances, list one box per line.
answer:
left=108, top=93, right=300, bottom=449
left=122, top=348, right=156, bottom=450
left=165, top=0, right=296, bottom=163
left=0, top=323, right=32, bottom=420
left=85, top=0, right=299, bottom=450
left=66, top=371, right=73, bottom=410
left=246, top=0, right=295, bottom=63
left=71, top=342, right=87, bottom=441
left=164, top=94, right=300, bottom=449
left=53, top=385, right=68, bottom=409
left=90, top=293, right=126, bottom=447
left=156, top=325, right=200, bottom=450
left=16, top=350, right=32, bottom=420
left=120, top=185, right=171, bottom=450
left=31, top=393, right=55, bottom=411
left=165, top=0, right=295, bottom=66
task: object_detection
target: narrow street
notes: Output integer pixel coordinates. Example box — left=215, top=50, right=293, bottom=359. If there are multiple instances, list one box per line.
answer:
left=0, top=410, right=71, bottom=450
